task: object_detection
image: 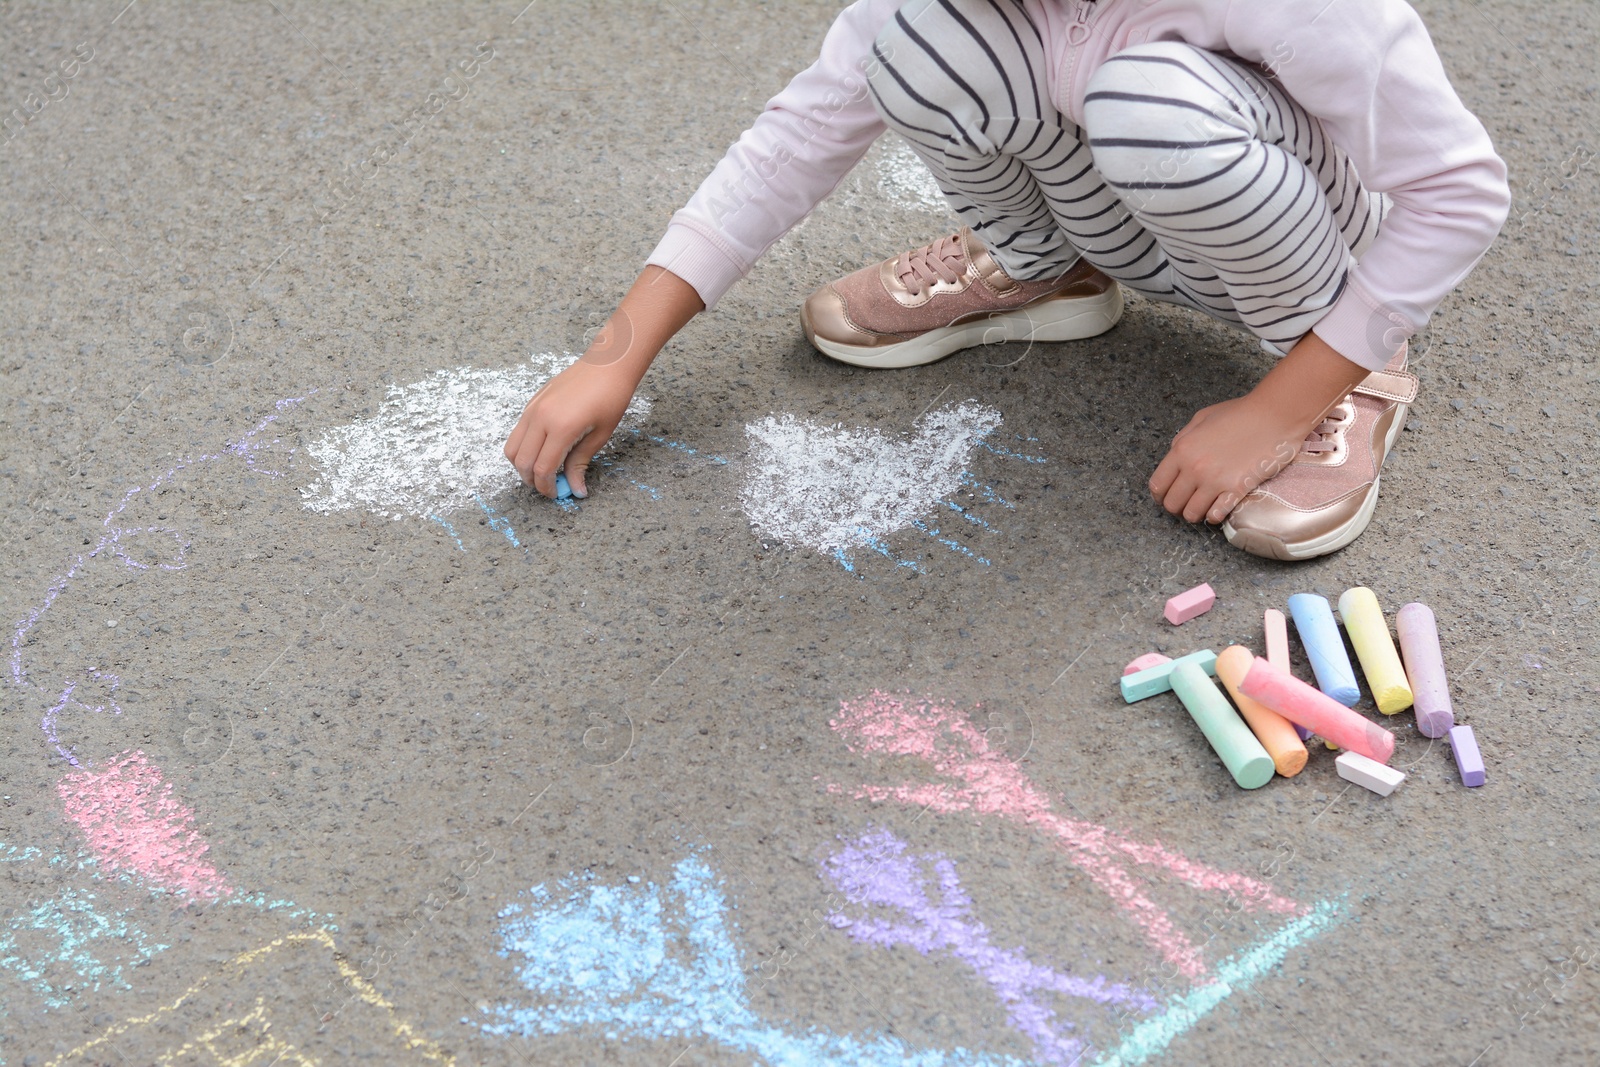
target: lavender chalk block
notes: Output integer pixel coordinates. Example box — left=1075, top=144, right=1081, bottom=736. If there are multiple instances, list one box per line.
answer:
left=1448, top=725, right=1486, bottom=787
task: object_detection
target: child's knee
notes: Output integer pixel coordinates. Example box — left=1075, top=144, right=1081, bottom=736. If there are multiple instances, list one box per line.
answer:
left=1084, top=43, right=1249, bottom=188
left=870, top=0, right=999, bottom=146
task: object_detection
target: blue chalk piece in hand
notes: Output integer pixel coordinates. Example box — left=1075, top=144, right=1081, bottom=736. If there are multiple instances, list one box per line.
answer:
left=555, top=472, right=573, bottom=500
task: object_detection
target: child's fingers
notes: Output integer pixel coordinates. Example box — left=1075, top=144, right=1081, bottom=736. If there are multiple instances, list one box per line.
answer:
left=505, top=394, right=547, bottom=480
left=1149, top=452, right=1180, bottom=500
left=562, top=426, right=611, bottom=499
left=531, top=431, right=581, bottom=499
left=1160, top=473, right=1196, bottom=517
left=1208, top=490, right=1242, bottom=524
left=1181, top=485, right=1218, bottom=524
left=508, top=422, right=546, bottom=487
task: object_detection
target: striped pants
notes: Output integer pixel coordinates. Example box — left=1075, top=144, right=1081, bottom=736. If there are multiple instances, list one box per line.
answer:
left=866, top=0, right=1387, bottom=352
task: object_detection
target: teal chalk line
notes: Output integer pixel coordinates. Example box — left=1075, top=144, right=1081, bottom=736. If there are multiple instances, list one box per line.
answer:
left=1091, top=897, right=1346, bottom=1067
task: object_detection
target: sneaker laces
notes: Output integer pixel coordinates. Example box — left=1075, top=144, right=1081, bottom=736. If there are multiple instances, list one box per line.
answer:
left=896, top=233, right=967, bottom=297
left=1298, top=403, right=1353, bottom=455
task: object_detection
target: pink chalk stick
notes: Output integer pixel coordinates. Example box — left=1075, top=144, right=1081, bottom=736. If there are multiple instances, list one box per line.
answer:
left=1123, top=652, right=1172, bottom=676
left=1164, top=583, right=1216, bottom=626
left=1237, top=656, right=1396, bottom=764
left=1264, top=610, right=1290, bottom=672
left=1448, top=725, right=1486, bottom=787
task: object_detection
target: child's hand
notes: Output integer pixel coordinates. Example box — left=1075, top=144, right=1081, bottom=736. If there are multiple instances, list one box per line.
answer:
left=1148, top=331, right=1373, bottom=525
left=503, top=266, right=706, bottom=499
left=1148, top=394, right=1304, bottom=524
left=504, top=357, right=640, bottom=499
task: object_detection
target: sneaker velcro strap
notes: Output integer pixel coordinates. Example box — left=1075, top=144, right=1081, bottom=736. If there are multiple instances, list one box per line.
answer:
left=1353, top=368, right=1419, bottom=404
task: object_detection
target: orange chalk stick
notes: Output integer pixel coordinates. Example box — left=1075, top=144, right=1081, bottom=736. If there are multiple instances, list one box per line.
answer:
left=1216, top=646, right=1308, bottom=777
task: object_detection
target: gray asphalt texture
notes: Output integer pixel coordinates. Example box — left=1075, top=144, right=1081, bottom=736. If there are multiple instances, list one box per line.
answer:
left=2, top=2, right=1597, bottom=1065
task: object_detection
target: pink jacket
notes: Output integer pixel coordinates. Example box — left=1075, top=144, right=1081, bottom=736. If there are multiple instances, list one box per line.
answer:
left=646, top=0, right=1509, bottom=372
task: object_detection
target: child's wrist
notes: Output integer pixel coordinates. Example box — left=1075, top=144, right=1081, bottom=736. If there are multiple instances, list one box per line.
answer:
left=1249, top=330, right=1371, bottom=426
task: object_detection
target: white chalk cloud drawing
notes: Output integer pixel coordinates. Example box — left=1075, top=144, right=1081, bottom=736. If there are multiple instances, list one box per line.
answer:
left=875, top=137, right=955, bottom=216
left=300, top=354, right=651, bottom=519
left=741, top=402, right=1003, bottom=557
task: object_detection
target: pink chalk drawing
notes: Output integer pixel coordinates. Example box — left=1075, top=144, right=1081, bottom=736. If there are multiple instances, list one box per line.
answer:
left=58, top=749, right=232, bottom=901
left=824, top=827, right=1157, bottom=1065
left=827, top=693, right=1303, bottom=980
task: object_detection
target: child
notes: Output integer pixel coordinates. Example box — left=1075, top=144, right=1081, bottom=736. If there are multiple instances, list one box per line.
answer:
left=504, top=0, right=1508, bottom=560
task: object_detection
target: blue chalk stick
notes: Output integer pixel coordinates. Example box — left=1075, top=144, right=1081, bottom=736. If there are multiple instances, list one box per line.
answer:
left=1287, top=594, right=1360, bottom=707
left=1120, top=649, right=1218, bottom=703
left=555, top=472, right=574, bottom=500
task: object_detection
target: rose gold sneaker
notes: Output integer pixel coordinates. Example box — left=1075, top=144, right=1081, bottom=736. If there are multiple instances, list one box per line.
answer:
left=1223, top=350, right=1419, bottom=561
left=801, top=228, right=1122, bottom=369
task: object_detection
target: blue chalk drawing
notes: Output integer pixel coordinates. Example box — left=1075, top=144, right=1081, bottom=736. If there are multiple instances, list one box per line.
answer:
left=480, top=853, right=1029, bottom=1066
left=595, top=457, right=662, bottom=501
left=833, top=527, right=924, bottom=576
left=941, top=499, right=1001, bottom=533
left=476, top=495, right=523, bottom=548
left=911, top=519, right=991, bottom=567
left=854, top=528, right=924, bottom=574
left=0, top=843, right=333, bottom=1018
left=623, top=478, right=662, bottom=501
left=0, top=885, right=171, bottom=1010
left=626, top=427, right=729, bottom=465
left=428, top=514, right=468, bottom=552
left=960, top=473, right=1015, bottom=511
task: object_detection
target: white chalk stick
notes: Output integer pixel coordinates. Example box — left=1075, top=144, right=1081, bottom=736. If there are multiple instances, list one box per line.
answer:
left=1335, top=751, right=1406, bottom=797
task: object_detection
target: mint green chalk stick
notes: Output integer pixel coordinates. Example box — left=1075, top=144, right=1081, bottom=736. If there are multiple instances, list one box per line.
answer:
left=1120, top=649, right=1218, bottom=703
left=1170, top=661, right=1275, bottom=789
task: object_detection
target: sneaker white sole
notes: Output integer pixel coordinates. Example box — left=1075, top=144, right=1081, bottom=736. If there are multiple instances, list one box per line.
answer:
left=808, top=284, right=1124, bottom=370
left=1221, top=402, right=1409, bottom=561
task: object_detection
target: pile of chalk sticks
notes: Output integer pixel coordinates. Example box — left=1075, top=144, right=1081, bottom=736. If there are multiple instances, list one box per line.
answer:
left=1122, top=583, right=1485, bottom=796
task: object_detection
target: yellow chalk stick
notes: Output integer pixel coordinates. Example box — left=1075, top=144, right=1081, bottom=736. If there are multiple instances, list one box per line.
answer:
left=1216, top=646, right=1308, bottom=777
left=1337, top=587, right=1414, bottom=715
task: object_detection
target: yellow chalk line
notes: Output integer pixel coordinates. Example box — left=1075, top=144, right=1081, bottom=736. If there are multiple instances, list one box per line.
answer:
left=143, top=1000, right=311, bottom=1067
left=45, top=928, right=455, bottom=1067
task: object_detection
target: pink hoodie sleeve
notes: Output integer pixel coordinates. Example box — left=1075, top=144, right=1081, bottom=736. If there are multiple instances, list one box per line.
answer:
left=1219, top=0, right=1511, bottom=370
left=645, top=0, right=899, bottom=309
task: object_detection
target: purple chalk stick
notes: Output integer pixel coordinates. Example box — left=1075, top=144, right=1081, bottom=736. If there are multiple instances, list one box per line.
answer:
left=1397, top=603, right=1455, bottom=738
left=1447, top=725, right=1485, bottom=787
